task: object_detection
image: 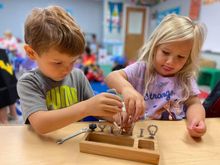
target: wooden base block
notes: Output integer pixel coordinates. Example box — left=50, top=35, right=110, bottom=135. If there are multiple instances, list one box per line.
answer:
left=80, top=132, right=160, bottom=164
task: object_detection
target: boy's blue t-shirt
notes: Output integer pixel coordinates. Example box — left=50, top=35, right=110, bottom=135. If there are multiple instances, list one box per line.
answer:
left=17, top=68, right=94, bottom=123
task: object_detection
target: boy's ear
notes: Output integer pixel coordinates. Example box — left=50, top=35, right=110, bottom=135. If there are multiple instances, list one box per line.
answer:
left=24, top=44, right=37, bottom=60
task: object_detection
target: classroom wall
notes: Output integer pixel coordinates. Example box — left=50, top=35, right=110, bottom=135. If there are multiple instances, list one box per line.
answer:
left=0, top=0, right=103, bottom=43
left=1, top=0, right=220, bottom=65
left=148, top=0, right=191, bottom=36
left=202, top=52, right=220, bottom=69
left=200, top=2, right=220, bottom=53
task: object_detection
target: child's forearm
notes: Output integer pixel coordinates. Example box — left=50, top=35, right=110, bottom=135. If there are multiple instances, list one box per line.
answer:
left=105, top=70, right=134, bottom=94
left=186, top=103, right=206, bottom=122
left=28, top=102, right=88, bottom=134
left=185, top=96, right=206, bottom=124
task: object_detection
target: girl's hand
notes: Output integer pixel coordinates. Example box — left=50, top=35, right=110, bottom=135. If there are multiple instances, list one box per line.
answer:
left=185, top=96, right=206, bottom=138
left=113, top=111, right=129, bottom=127
left=85, top=93, right=123, bottom=117
left=187, top=119, right=206, bottom=138
left=113, top=111, right=134, bottom=133
left=121, top=87, right=146, bottom=122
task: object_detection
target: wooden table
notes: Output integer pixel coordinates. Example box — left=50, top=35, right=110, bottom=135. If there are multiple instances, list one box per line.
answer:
left=0, top=118, right=220, bottom=165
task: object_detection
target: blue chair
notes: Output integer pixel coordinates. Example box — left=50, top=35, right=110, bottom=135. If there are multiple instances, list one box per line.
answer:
left=90, top=81, right=109, bottom=95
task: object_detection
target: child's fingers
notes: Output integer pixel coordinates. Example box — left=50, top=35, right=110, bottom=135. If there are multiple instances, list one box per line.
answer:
left=102, top=93, right=122, bottom=101
left=127, top=99, right=135, bottom=116
left=188, top=120, right=206, bottom=137
left=193, top=128, right=204, bottom=134
left=113, top=113, right=121, bottom=125
left=121, top=112, right=129, bottom=124
left=104, top=111, right=121, bottom=117
left=102, top=111, right=121, bottom=117
left=188, top=130, right=203, bottom=138
left=190, top=128, right=206, bottom=137
left=192, top=121, right=206, bottom=133
left=134, top=99, right=145, bottom=121
left=193, top=125, right=204, bottom=131
left=103, top=105, right=122, bottom=113
left=189, top=120, right=204, bottom=129
left=124, top=99, right=130, bottom=114
left=99, top=94, right=123, bottom=108
left=188, top=119, right=199, bottom=129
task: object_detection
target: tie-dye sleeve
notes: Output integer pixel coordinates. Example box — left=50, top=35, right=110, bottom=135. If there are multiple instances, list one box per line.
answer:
left=122, top=61, right=146, bottom=94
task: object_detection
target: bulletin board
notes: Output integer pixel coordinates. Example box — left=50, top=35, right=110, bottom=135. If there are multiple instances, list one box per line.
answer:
left=156, top=7, right=180, bottom=25
left=200, top=2, right=220, bottom=53
left=103, top=0, right=123, bottom=41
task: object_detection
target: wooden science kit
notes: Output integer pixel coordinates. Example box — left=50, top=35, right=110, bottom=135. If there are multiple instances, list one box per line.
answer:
left=79, top=124, right=160, bottom=164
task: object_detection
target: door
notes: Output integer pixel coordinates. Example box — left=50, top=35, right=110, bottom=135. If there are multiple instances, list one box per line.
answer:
left=124, top=7, right=146, bottom=61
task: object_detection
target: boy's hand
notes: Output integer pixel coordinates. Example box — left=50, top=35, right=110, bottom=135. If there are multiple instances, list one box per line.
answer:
left=121, top=87, right=146, bottom=121
left=86, top=93, right=123, bottom=117
left=187, top=119, right=206, bottom=138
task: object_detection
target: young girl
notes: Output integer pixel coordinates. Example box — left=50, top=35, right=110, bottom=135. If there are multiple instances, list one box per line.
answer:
left=105, top=14, right=206, bottom=138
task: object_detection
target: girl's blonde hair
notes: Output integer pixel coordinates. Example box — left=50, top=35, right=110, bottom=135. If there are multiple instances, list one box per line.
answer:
left=139, top=14, right=206, bottom=102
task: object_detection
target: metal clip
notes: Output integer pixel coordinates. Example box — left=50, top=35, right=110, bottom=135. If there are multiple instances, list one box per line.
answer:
left=147, top=124, right=158, bottom=139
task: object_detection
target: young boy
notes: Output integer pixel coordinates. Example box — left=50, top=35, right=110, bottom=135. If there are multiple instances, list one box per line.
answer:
left=17, top=6, right=122, bottom=134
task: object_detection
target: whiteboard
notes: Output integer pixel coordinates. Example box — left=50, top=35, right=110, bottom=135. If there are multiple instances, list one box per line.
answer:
left=200, top=3, right=220, bottom=53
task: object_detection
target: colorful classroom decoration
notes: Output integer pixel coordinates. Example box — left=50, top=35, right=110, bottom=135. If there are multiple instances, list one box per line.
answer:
left=156, top=7, right=180, bottom=25
left=104, top=0, right=123, bottom=41
left=189, top=0, right=202, bottom=20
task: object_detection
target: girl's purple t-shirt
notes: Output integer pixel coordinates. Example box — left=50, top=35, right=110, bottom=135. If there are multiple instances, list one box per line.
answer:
left=123, top=61, right=200, bottom=120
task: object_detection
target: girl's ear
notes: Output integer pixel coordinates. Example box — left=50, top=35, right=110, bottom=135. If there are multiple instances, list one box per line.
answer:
left=24, top=45, right=38, bottom=60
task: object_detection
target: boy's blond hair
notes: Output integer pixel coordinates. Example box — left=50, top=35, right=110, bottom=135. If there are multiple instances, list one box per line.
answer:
left=139, top=14, right=206, bottom=102
left=24, top=6, right=85, bottom=56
